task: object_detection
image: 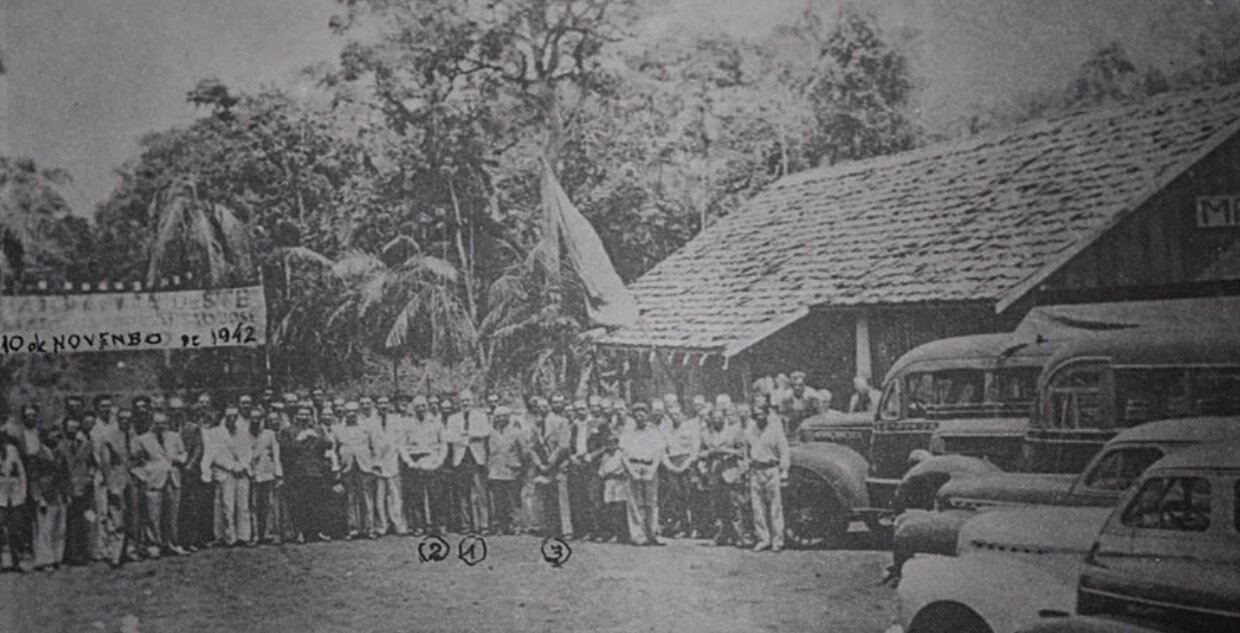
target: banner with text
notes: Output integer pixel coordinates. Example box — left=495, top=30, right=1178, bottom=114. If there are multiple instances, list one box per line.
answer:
left=1, top=285, right=266, bottom=354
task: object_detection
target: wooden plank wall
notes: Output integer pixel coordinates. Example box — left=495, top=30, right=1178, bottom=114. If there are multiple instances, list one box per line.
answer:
left=1046, top=134, right=1240, bottom=293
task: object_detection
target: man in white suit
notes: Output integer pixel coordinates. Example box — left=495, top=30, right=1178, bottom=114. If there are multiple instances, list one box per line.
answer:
left=131, top=411, right=188, bottom=557
left=444, top=390, right=491, bottom=534
left=201, top=407, right=253, bottom=547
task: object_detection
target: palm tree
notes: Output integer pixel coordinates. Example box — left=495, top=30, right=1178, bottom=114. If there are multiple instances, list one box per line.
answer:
left=145, top=177, right=253, bottom=287
left=328, top=235, right=476, bottom=366
left=479, top=240, right=590, bottom=392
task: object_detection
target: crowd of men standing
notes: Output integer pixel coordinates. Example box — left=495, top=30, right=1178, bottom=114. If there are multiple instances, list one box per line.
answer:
left=0, top=371, right=849, bottom=572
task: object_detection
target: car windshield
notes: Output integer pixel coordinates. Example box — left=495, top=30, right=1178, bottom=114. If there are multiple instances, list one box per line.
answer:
left=1083, top=446, right=1166, bottom=491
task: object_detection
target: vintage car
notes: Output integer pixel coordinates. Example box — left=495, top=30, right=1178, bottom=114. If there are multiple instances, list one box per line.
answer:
left=893, top=417, right=1240, bottom=562
left=783, top=409, right=876, bottom=547
left=1014, top=443, right=1240, bottom=633
left=889, top=420, right=1240, bottom=633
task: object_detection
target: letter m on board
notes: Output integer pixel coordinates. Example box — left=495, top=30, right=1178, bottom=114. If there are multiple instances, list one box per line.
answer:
left=1197, top=196, right=1235, bottom=228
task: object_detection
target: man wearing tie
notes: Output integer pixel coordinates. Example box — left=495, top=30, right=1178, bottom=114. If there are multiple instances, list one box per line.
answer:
left=131, top=412, right=188, bottom=557
left=444, top=390, right=491, bottom=534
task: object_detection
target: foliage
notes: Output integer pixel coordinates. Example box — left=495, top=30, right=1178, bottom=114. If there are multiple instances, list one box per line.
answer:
left=81, top=1, right=928, bottom=393
left=0, top=157, right=85, bottom=283
left=796, top=4, right=919, bottom=165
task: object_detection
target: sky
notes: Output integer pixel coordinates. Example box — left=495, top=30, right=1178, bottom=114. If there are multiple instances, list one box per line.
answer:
left=3, top=0, right=1238, bottom=213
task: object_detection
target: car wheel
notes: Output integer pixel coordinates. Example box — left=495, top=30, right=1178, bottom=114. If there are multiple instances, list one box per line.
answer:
left=783, top=466, right=848, bottom=549
left=907, top=602, right=993, bottom=633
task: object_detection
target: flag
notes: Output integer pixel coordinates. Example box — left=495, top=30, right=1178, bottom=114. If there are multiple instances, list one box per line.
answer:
left=541, top=160, right=639, bottom=328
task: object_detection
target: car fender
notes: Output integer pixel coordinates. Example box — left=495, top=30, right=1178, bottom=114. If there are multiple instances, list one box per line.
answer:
left=789, top=442, right=870, bottom=510
left=900, top=553, right=1079, bottom=633
left=897, top=455, right=1002, bottom=511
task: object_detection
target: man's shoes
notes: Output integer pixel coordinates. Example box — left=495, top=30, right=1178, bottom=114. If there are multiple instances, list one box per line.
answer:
left=771, top=545, right=783, bottom=553
left=166, top=545, right=189, bottom=556
left=647, top=539, right=666, bottom=546
left=752, top=542, right=771, bottom=552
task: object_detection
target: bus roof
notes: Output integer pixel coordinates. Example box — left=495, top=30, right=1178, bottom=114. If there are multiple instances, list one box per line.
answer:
left=884, top=332, right=1061, bottom=383
left=1040, top=328, right=1240, bottom=376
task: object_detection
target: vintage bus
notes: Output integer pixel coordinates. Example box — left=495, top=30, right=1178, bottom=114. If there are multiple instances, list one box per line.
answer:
left=1027, top=328, right=1240, bottom=473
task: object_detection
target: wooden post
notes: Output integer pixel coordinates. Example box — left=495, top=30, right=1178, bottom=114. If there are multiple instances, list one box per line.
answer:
left=855, top=309, right=873, bottom=382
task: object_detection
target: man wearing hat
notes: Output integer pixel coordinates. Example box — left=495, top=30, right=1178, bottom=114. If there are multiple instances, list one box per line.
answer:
left=780, top=371, right=826, bottom=437
left=485, top=406, right=524, bottom=535
left=370, top=396, right=407, bottom=537
left=444, top=390, right=491, bottom=534
left=746, top=399, right=790, bottom=552
left=201, top=406, right=253, bottom=547
left=620, top=402, right=667, bottom=546
left=335, top=402, right=377, bottom=539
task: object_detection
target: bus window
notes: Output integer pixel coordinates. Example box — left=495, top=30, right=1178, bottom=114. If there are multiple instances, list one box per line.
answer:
left=1191, top=368, right=1240, bottom=415
left=1045, top=362, right=1108, bottom=430
left=1115, top=369, right=1189, bottom=425
left=878, top=378, right=902, bottom=421
left=906, top=370, right=985, bottom=418
left=990, top=367, right=1039, bottom=415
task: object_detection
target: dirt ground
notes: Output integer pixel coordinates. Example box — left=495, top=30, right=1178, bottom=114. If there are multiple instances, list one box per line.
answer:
left=1, top=532, right=897, bottom=633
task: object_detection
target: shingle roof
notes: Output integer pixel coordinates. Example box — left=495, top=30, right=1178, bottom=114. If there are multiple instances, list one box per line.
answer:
left=600, top=83, right=1240, bottom=356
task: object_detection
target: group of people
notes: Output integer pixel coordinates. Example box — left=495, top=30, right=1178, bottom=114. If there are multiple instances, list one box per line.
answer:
left=0, top=370, right=848, bottom=572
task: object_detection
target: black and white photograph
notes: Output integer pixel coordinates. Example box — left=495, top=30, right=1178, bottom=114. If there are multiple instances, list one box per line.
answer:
left=2, top=1, right=1240, bottom=631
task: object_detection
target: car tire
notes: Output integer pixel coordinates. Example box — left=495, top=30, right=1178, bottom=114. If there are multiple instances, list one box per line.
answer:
left=783, top=466, right=849, bottom=549
left=907, top=602, right=993, bottom=633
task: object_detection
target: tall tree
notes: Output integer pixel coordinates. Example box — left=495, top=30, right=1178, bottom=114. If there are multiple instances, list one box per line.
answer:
left=798, top=4, right=919, bottom=165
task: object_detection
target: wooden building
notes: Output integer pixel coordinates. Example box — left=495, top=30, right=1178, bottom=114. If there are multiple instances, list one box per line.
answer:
left=596, top=83, right=1240, bottom=404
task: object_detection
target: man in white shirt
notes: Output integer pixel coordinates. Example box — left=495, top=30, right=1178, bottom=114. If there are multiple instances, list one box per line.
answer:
left=401, top=395, right=446, bottom=534
left=444, top=390, right=491, bottom=534
left=620, top=402, right=667, bottom=546
left=201, top=407, right=253, bottom=547
left=745, top=399, right=790, bottom=552
left=660, top=398, right=700, bottom=538
left=371, top=396, right=407, bottom=537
